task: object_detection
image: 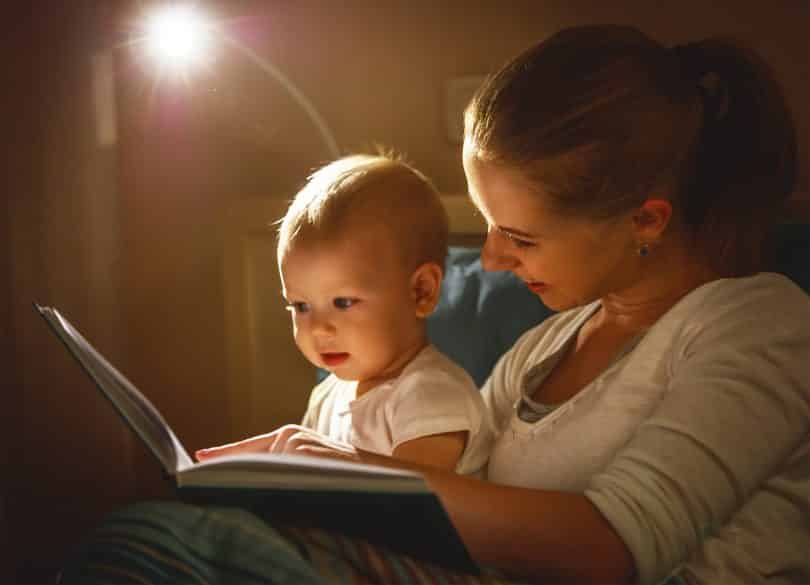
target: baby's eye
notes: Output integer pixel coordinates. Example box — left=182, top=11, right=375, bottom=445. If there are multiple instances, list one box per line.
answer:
left=286, top=301, right=310, bottom=313
left=333, top=297, right=357, bottom=310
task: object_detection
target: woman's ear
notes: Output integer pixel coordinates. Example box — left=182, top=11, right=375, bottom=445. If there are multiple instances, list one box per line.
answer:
left=410, top=262, right=443, bottom=319
left=633, top=198, right=672, bottom=242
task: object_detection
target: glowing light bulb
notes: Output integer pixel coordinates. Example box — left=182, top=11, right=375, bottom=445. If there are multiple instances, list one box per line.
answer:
left=144, top=4, right=211, bottom=70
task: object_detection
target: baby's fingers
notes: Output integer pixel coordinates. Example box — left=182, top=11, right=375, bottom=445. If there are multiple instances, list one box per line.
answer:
left=195, top=433, right=278, bottom=460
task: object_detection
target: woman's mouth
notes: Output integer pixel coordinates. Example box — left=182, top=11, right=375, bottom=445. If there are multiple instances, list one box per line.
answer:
left=527, top=281, right=548, bottom=294
left=321, top=352, right=350, bottom=367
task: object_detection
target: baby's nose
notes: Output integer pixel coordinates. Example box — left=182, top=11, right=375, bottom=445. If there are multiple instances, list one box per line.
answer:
left=310, top=312, right=337, bottom=336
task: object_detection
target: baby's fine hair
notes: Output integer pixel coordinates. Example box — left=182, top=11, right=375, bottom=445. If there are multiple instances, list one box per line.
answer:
left=277, top=153, right=449, bottom=270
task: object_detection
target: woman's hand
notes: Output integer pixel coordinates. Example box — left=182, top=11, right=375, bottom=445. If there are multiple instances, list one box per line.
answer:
left=195, top=424, right=358, bottom=462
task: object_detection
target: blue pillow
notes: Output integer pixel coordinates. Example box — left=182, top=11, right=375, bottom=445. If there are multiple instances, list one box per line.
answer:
left=773, top=222, right=810, bottom=293
left=315, top=247, right=553, bottom=385
left=428, top=222, right=810, bottom=387
left=427, top=247, right=554, bottom=387
left=319, top=223, right=810, bottom=387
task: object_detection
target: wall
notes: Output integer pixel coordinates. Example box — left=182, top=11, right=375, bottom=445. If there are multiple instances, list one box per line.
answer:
left=6, top=0, right=808, bottom=580
left=116, top=0, right=810, bottom=449
left=5, top=1, right=145, bottom=581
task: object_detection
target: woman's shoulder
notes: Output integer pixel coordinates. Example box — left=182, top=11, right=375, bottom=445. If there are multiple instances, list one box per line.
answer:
left=655, top=272, right=810, bottom=357
left=708, top=271, right=806, bottom=297
left=671, top=272, right=810, bottom=325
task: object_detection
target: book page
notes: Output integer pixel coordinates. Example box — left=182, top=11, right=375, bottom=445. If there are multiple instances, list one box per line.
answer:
left=180, top=452, right=428, bottom=493
left=192, top=452, right=424, bottom=477
left=36, top=305, right=193, bottom=473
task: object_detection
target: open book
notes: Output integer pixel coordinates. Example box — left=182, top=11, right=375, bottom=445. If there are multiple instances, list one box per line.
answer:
left=35, top=304, right=477, bottom=574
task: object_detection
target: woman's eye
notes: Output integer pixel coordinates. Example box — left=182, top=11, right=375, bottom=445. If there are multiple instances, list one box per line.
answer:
left=493, top=226, right=536, bottom=249
left=505, top=231, right=536, bottom=249
left=286, top=302, right=310, bottom=313
left=512, top=237, right=536, bottom=249
left=333, top=298, right=356, bottom=310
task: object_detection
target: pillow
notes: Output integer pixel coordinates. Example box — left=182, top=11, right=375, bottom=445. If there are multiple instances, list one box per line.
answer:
left=427, top=247, right=554, bottom=387
left=429, top=222, right=810, bottom=387
left=315, top=247, right=553, bottom=386
left=319, top=223, right=810, bottom=387
left=773, top=222, right=810, bottom=293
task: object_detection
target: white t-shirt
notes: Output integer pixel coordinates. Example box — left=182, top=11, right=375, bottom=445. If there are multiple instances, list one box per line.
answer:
left=302, top=345, right=492, bottom=475
left=482, top=273, right=810, bottom=585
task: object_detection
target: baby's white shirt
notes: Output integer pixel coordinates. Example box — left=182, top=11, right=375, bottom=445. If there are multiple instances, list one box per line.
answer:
left=302, top=345, right=492, bottom=475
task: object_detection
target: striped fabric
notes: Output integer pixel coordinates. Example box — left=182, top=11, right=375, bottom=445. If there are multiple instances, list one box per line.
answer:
left=59, top=501, right=512, bottom=585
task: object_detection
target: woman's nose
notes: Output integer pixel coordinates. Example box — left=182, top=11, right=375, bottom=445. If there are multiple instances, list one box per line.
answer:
left=480, top=229, right=518, bottom=272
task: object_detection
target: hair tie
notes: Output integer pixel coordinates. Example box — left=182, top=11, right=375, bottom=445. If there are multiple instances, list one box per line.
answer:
left=672, top=44, right=729, bottom=122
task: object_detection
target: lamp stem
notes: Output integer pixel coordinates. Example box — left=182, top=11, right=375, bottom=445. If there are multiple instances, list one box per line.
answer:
left=221, top=35, right=340, bottom=160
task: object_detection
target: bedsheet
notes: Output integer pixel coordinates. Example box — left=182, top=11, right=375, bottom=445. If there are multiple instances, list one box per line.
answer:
left=59, top=500, right=511, bottom=585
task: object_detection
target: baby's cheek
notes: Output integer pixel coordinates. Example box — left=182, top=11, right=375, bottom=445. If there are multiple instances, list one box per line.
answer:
left=291, top=325, right=307, bottom=349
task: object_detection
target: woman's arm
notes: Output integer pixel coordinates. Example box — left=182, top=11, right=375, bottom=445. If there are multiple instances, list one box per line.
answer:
left=198, top=429, right=634, bottom=583
left=423, top=463, right=634, bottom=584
left=293, top=441, right=634, bottom=584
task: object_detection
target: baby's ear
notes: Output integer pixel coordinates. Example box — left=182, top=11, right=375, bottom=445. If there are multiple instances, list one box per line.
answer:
left=410, top=262, right=443, bottom=318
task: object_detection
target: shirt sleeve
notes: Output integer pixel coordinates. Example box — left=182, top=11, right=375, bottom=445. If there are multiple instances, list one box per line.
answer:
left=386, top=367, right=483, bottom=449
left=585, top=279, right=810, bottom=584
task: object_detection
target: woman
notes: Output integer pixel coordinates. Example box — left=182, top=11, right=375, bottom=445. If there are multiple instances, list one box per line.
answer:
left=62, top=25, right=808, bottom=585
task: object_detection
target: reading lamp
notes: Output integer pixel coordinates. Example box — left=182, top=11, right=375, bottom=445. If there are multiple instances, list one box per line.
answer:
left=138, top=2, right=340, bottom=158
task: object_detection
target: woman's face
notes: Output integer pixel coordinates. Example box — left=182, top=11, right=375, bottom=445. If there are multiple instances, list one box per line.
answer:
left=462, top=142, right=639, bottom=312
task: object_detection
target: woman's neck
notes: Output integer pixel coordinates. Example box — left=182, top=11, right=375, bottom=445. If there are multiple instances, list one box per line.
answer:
left=597, top=241, right=719, bottom=333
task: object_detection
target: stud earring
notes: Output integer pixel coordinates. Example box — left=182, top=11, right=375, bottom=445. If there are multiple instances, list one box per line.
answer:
left=638, top=243, right=650, bottom=257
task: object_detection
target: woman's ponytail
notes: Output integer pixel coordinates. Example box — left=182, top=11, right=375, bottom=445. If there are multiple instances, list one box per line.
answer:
left=672, top=40, right=797, bottom=275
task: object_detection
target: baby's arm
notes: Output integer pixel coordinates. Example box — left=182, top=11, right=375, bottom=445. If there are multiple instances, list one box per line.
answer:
left=381, top=355, right=489, bottom=473
left=391, top=431, right=467, bottom=471
left=196, top=378, right=336, bottom=461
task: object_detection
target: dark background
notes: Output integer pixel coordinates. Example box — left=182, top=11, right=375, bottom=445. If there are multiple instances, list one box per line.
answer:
left=3, top=1, right=808, bottom=581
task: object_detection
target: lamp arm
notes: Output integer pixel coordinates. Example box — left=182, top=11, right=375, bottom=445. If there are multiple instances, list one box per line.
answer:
left=221, top=35, right=341, bottom=159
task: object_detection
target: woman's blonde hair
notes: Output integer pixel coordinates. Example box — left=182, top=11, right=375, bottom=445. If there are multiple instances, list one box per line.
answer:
left=465, top=25, right=797, bottom=276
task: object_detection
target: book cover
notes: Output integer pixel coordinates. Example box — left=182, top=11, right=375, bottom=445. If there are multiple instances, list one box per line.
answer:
left=35, top=304, right=478, bottom=573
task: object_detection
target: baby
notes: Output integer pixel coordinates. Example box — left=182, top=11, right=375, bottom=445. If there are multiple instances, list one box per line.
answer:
left=209, top=153, right=491, bottom=474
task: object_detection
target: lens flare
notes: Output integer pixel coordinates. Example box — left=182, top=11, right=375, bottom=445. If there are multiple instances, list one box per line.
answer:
left=144, top=4, right=211, bottom=70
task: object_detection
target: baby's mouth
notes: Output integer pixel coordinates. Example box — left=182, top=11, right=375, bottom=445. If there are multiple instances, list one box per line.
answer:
left=321, top=352, right=349, bottom=367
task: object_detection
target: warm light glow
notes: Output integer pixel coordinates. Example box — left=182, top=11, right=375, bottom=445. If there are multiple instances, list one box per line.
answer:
left=132, top=3, right=340, bottom=157
left=143, top=4, right=211, bottom=70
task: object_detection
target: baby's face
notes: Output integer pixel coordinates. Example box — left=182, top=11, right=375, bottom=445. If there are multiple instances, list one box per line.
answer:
left=280, top=229, right=424, bottom=385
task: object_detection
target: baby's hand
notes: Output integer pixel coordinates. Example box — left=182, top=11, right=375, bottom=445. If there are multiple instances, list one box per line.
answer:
left=194, top=425, right=357, bottom=461
left=279, top=429, right=359, bottom=461
left=195, top=424, right=309, bottom=461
